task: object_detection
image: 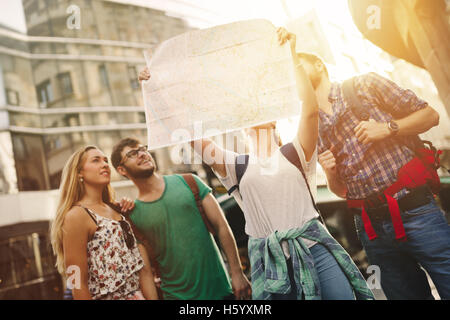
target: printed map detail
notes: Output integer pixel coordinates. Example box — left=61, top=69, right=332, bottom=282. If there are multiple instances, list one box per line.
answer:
left=142, top=19, right=301, bottom=149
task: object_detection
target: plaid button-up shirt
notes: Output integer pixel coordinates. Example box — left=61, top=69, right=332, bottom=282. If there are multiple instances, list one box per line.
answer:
left=318, top=72, right=428, bottom=200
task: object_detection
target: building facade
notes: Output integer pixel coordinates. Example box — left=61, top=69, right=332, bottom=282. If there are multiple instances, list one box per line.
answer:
left=0, top=0, right=201, bottom=299
left=3, top=0, right=198, bottom=194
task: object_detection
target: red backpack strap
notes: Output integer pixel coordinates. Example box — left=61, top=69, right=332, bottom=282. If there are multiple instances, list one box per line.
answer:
left=181, top=174, right=216, bottom=236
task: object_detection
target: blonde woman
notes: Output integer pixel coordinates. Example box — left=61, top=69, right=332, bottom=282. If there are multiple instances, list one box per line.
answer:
left=50, top=145, right=158, bottom=300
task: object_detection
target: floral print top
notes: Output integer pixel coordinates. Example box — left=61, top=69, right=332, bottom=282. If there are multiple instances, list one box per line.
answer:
left=83, top=207, right=145, bottom=300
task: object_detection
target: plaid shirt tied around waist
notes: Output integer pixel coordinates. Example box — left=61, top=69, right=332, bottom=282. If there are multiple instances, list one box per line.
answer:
left=248, top=219, right=374, bottom=300
left=318, top=72, right=428, bottom=200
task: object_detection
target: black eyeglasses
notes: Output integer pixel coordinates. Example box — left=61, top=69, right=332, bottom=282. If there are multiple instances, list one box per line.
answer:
left=119, top=145, right=149, bottom=166
left=119, top=219, right=136, bottom=250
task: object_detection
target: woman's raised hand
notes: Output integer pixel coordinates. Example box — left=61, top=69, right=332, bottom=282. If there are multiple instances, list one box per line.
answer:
left=277, top=27, right=296, bottom=51
left=138, top=67, right=151, bottom=83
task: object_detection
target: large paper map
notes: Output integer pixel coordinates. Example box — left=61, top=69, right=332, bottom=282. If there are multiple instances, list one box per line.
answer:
left=142, top=19, right=301, bottom=149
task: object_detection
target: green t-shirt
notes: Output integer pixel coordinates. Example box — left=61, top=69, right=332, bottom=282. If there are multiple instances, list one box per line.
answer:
left=130, top=174, right=232, bottom=300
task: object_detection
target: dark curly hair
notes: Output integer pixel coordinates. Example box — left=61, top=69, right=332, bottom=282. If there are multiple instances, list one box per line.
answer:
left=111, top=137, right=141, bottom=170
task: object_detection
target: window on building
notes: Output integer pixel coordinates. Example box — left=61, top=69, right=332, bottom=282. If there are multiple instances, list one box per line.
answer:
left=62, top=113, right=80, bottom=127
left=138, top=112, right=146, bottom=123
left=10, top=235, right=40, bottom=284
left=99, top=64, right=110, bottom=89
left=0, top=241, right=13, bottom=288
left=5, top=89, right=20, bottom=106
left=49, top=170, right=63, bottom=190
left=57, top=72, right=73, bottom=95
left=36, top=80, right=53, bottom=108
left=12, top=135, right=28, bottom=160
left=24, top=1, right=39, bottom=17
left=128, top=66, right=139, bottom=90
left=0, top=231, right=62, bottom=299
left=43, top=135, right=66, bottom=154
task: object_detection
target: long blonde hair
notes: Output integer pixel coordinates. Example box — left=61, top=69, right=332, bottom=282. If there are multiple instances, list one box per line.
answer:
left=50, top=146, right=115, bottom=275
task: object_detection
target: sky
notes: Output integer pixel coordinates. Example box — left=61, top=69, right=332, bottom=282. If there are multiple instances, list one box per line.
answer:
left=0, top=0, right=357, bottom=34
left=0, top=0, right=26, bottom=33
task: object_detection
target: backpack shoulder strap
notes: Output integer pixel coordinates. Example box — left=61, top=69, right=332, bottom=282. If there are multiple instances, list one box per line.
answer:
left=227, top=154, right=249, bottom=196
left=342, top=77, right=424, bottom=151
left=341, top=77, right=370, bottom=121
left=280, top=143, right=326, bottom=225
left=181, top=174, right=216, bottom=236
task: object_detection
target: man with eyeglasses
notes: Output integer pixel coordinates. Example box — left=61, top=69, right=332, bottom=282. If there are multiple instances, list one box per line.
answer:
left=110, top=138, right=251, bottom=300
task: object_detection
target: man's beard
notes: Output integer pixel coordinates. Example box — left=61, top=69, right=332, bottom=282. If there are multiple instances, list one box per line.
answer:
left=125, top=165, right=155, bottom=179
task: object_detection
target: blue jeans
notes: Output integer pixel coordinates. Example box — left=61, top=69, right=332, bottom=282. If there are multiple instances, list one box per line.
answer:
left=273, top=243, right=355, bottom=300
left=63, top=288, right=73, bottom=300
left=354, top=195, right=450, bottom=300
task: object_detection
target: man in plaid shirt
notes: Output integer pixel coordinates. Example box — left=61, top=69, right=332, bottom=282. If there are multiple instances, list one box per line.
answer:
left=297, top=52, right=450, bottom=300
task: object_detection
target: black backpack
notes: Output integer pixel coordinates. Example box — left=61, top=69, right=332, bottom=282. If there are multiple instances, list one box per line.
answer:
left=227, top=143, right=326, bottom=224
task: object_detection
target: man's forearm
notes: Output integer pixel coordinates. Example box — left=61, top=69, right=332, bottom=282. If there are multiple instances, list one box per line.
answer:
left=138, top=244, right=159, bottom=300
left=217, top=224, right=243, bottom=275
left=326, top=173, right=347, bottom=199
left=396, top=106, right=439, bottom=136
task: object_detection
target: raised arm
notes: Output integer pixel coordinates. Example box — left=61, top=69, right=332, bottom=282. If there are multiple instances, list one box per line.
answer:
left=277, top=28, right=319, bottom=161
left=190, top=139, right=227, bottom=178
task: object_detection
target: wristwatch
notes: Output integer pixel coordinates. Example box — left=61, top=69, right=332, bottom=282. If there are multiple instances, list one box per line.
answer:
left=387, top=120, right=399, bottom=136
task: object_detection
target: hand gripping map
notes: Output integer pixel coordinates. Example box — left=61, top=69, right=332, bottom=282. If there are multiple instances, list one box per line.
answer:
left=142, top=19, right=301, bottom=149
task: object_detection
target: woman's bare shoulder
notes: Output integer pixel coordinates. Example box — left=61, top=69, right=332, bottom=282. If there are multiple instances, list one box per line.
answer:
left=62, top=206, right=92, bottom=231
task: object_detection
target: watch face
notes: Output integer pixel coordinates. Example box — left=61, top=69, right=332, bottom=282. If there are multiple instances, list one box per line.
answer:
left=389, top=121, right=399, bottom=131
left=360, top=111, right=370, bottom=121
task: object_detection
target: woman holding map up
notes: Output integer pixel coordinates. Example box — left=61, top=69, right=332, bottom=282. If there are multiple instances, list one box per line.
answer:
left=139, top=27, right=373, bottom=300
